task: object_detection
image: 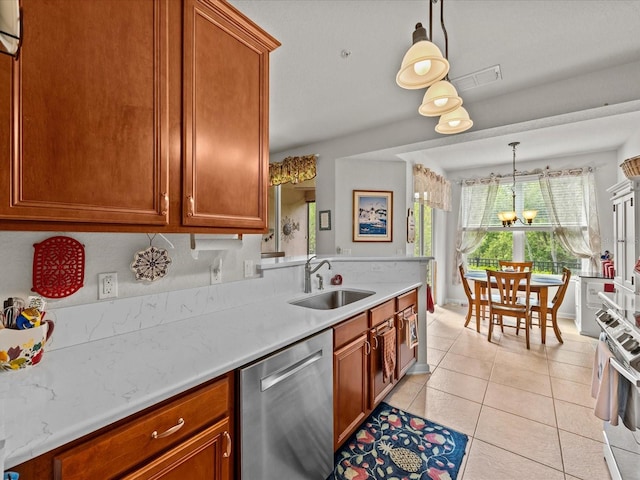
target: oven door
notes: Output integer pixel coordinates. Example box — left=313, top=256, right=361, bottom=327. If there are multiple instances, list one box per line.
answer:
left=603, top=358, right=640, bottom=480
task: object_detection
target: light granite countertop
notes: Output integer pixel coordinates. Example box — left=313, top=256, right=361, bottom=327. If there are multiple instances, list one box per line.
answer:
left=2, top=280, right=421, bottom=468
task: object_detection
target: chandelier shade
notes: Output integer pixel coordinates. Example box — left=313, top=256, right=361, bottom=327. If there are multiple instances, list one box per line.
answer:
left=419, top=80, right=462, bottom=116
left=435, top=106, right=473, bottom=134
left=396, top=23, right=449, bottom=89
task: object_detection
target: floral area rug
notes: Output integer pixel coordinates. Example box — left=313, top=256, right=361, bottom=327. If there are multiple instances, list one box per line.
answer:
left=327, top=402, right=468, bottom=480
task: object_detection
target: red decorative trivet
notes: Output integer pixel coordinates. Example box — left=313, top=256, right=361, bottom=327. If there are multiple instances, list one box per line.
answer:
left=32, top=236, right=85, bottom=298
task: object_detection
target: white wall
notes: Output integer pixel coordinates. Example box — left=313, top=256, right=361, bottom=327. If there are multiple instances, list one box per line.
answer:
left=334, top=158, right=408, bottom=256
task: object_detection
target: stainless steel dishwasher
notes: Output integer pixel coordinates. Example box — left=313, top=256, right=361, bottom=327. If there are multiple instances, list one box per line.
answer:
left=239, top=329, right=333, bottom=479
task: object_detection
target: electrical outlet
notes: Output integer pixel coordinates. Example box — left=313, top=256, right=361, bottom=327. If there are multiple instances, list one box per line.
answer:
left=371, top=263, right=383, bottom=272
left=98, top=272, right=118, bottom=299
left=244, top=260, right=254, bottom=278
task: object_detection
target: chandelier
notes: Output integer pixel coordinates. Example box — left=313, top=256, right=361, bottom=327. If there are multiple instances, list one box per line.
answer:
left=498, top=142, right=537, bottom=227
left=396, top=0, right=472, bottom=135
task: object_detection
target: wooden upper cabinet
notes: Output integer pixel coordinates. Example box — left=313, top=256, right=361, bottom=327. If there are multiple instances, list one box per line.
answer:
left=0, top=0, right=170, bottom=225
left=182, top=0, right=279, bottom=230
left=0, top=0, right=278, bottom=232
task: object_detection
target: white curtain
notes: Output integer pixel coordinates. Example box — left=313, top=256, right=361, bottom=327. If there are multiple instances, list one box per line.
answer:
left=539, top=169, right=601, bottom=271
left=413, top=164, right=451, bottom=211
left=454, top=177, right=499, bottom=282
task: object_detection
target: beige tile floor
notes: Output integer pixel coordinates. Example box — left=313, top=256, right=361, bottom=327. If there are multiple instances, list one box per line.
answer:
left=384, top=304, right=612, bottom=480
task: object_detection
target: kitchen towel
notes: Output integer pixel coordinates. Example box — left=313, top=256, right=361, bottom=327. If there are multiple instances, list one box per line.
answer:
left=426, top=284, right=435, bottom=313
left=591, top=340, right=620, bottom=425
left=380, top=327, right=396, bottom=383
left=617, top=373, right=640, bottom=431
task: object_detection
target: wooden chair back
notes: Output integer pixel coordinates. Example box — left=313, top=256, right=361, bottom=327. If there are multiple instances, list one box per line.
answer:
left=486, top=269, right=532, bottom=313
left=551, top=267, right=572, bottom=309
left=459, top=265, right=473, bottom=302
left=487, top=269, right=533, bottom=348
left=498, top=260, right=533, bottom=272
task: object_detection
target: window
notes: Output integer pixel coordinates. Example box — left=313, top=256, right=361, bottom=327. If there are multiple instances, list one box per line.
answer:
left=307, top=201, right=316, bottom=255
left=413, top=202, right=432, bottom=257
left=465, top=176, right=582, bottom=273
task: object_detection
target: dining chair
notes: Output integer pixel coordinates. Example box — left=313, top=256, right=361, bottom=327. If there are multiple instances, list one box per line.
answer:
left=529, top=267, right=571, bottom=344
left=498, top=260, right=537, bottom=302
left=459, top=265, right=488, bottom=332
left=498, top=260, right=533, bottom=272
left=486, top=269, right=533, bottom=349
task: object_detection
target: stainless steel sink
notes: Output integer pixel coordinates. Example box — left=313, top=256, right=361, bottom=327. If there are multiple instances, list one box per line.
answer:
left=289, top=289, right=375, bottom=310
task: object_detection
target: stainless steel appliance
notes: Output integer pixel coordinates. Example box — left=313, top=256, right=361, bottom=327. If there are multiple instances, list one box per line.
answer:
left=595, top=293, right=640, bottom=480
left=239, top=329, right=333, bottom=480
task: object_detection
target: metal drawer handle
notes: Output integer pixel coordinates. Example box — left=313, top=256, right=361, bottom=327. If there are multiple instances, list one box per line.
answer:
left=223, top=431, right=232, bottom=458
left=260, top=349, right=324, bottom=392
left=187, top=195, right=195, bottom=217
left=151, top=418, right=185, bottom=439
left=161, top=192, right=169, bottom=215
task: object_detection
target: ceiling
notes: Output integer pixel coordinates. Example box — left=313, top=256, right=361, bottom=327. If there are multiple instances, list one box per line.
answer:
left=229, top=0, right=640, bottom=170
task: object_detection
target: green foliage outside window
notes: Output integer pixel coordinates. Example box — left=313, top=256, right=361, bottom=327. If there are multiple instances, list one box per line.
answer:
left=413, top=203, right=432, bottom=257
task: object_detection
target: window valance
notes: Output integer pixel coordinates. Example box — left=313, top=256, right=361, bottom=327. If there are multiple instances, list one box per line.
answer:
left=269, top=154, right=317, bottom=186
left=413, top=164, right=451, bottom=211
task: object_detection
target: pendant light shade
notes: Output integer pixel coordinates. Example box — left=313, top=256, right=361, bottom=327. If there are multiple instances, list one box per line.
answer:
left=435, top=106, right=473, bottom=134
left=396, top=23, right=449, bottom=90
left=418, top=80, right=462, bottom=116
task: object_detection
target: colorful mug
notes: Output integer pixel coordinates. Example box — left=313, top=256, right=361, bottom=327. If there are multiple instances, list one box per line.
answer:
left=0, top=320, right=54, bottom=370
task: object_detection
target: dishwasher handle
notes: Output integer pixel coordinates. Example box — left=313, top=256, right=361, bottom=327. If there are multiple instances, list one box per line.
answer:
left=261, top=349, right=324, bottom=392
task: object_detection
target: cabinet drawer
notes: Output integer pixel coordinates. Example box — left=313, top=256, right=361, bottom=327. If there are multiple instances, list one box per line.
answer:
left=120, top=417, right=231, bottom=480
left=369, top=299, right=395, bottom=327
left=334, top=312, right=368, bottom=349
left=396, top=289, right=418, bottom=312
left=54, top=374, right=230, bottom=480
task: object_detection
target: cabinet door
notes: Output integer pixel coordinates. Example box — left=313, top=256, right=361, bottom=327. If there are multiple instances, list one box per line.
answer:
left=121, top=418, right=232, bottom=480
left=613, top=196, right=627, bottom=285
left=396, top=309, right=417, bottom=378
left=333, top=333, right=369, bottom=450
left=623, top=195, right=636, bottom=290
left=396, top=290, right=418, bottom=378
left=182, top=0, right=278, bottom=230
left=369, top=323, right=396, bottom=409
left=0, top=0, right=169, bottom=225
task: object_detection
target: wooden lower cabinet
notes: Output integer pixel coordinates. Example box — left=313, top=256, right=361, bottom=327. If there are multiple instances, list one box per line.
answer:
left=333, top=313, right=369, bottom=450
left=333, top=289, right=419, bottom=450
left=368, top=300, right=397, bottom=409
left=396, top=290, right=418, bottom=378
left=121, top=418, right=231, bottom=480
left=13, top=373, right=233, bottom=480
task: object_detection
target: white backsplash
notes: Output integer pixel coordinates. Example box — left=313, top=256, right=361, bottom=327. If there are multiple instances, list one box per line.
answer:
left=43, top=258, right=429, bottom=352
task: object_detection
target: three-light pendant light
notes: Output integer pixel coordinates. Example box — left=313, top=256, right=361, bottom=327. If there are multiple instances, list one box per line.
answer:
left=396, top=0, right=472, bottom=134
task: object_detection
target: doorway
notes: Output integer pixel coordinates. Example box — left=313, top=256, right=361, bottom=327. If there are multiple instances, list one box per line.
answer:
left=263, top=178, right=316, bottom=257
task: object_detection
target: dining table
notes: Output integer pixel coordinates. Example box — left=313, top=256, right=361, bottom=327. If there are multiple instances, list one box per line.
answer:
left=464, top=269, right=565, bottom=344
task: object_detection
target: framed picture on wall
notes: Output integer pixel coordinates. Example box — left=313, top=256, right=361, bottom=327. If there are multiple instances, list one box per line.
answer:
left=318, top=210, right=331, bottom=230
left=352, top=190, right=393, bottom=242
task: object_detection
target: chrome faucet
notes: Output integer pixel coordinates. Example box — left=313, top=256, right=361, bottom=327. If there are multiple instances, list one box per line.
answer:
left=304, top=256, right=332, bottom=293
